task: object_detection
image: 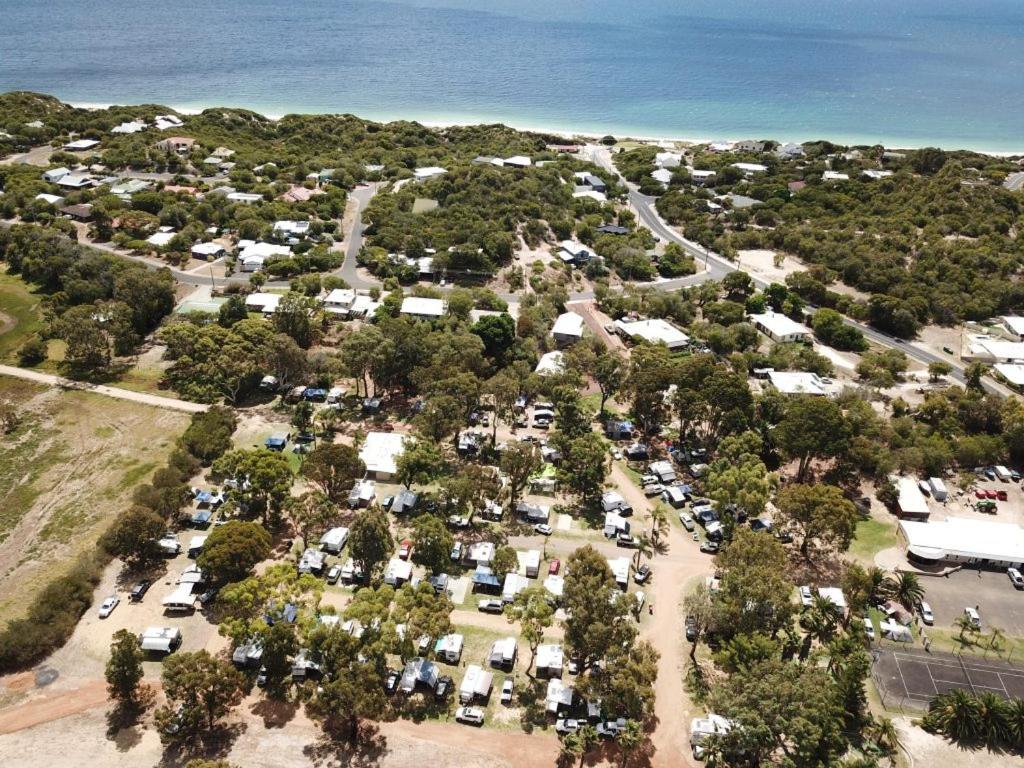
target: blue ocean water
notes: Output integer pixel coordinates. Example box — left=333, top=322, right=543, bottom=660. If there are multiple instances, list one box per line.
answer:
left=0, top=0, right=1022, bottom=150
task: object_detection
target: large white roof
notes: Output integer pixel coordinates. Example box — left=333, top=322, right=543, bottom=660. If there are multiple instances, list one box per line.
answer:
left=614, top=318, right=689, bottom=349
left=552, top=312, right=584, bottom=338
left=995, top=364, right=1024, bottom=387
left=749, top=311, right=811, bottom=339
left=900, top=516, right=1024, bottom=564
left=535, top=351, right=565, bottom=375
left=240, top=242, right=290, bottom=260
left=894, top=476, right=929, bottom=516
left=400, top=296, right=445, bottom=317
left=359, top=431, right=407, bottom=476
left=1003, top=316, right=1024, bottom=336
left=767, top=370, right=829, bottom=396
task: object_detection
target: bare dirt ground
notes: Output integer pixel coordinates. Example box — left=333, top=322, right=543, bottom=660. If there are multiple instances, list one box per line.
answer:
left=568, top=299, right=626, bottom=353
left=735, top=249, right=804, bottom=285
left=895, top=716, right=1010, bottom=768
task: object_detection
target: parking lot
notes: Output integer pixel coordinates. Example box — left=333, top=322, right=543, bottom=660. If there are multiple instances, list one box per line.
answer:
left=919, top=569, right=1024, bottom=636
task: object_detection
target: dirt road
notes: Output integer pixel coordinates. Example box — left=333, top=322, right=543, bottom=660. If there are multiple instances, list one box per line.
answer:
left=0, top=365, right=207, bottom=413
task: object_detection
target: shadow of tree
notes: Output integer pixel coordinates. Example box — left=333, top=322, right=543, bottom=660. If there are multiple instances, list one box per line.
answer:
left=303, top=723, right=389, bottom=768
left=250, top=693, right=299, bottom=729
left=159, top=722, right=248, bottom=766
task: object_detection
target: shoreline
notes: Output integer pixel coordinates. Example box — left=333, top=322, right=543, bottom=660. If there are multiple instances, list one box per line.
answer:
left=68, top=100, right=1024, bottom=158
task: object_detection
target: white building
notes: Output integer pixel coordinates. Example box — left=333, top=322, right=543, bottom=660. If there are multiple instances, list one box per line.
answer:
left=766, top=370, right=831, bottom=396
left=320, top=526, right=350, bottom=554
left=384, top=557, right=413, bottom=586
left=465, top=541, right=495, bottom=567
left=414, top=166, right=447, bottom=181
left=651, top=168, right=673, bottom=185
left=655, top=151, right=682, bottom=168
left=244, top=292, right=282, bottom=315
left=434, top=633, right=464, bottom=663
left=359, top=431, right=408, bottom=480
left=238, top=242, right=290, bottom=272
left=400, top=296, right=446, bottom=320
left=995, top=363, right=1024, bottom=389
left=35, top=192, right=65, bottom=205
left=502, top=572, right=530, bottom=603
left=899, top=516, right=1024, bottom=568
left=64, top=138, right=100, bottom=152
left=816, top=587, right=848, bottom=612
left=893, top=475, right=930, bottom=520
left=1001, top=316, right=1024, bottom=340
left=748, top=311, right=812, bottom=343
left=488, top=636, right=518, bottom=668
left=535, top=351, right=565, bottom=376
left=862, top=169, right=894, bottom=180
left=459, top=664, right=494, bottom=702
left=147, top=230, right=176, bottom=247
left=965, top=337, right=1024, bottom=364
left=543, top=574, right=564, bottom=601
left=191, top=242, right=225, bottom=260
left=227, top=192, right=263, bottom=204
left=690, top=169, right=717, bottom=185
left=732, top=162, right=768, bottom=174
left=822, top=171, right=850, bottom=182
left=273, top=220, right=311, bottom=239
left=504, top=155, right=532, bottom=168
left=536, top=643, right=563, bottom=677
left=55, top=173, right=94, bottom=189
left=551, top=312, right=585, bottom=345
left=517, top=549, right=541, bottom=578
left=607, top=557, right=631, bottom=589
left=614, top=318, right=689, bottom=350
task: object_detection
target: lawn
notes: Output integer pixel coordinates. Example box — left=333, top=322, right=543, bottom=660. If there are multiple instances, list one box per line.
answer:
left=849, top=516, right=899, bottom=562
left=0, top=269, right=44, bottom=362
left=0, top=377, right=189, bottom=624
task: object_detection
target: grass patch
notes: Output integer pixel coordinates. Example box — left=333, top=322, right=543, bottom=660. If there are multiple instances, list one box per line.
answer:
left=412, top=197, right=439, bottom=214
left=925, top=627, right=1024, bottom=661
left=849, top=517, right=898, bottom=561
left=0, top=270, right=44, bottom=362
left=119, top=460, right=158, bottom=490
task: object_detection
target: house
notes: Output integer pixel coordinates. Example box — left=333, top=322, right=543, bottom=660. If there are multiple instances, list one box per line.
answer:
left=191, top=242, right=225, bottom=260
left=157, top=136, right=195, bottom=153
left=400, top=296, right=446, bottom=320
left=399, top=657, right=439, bottom=693
left=765, top=370, right=831, bottom=396
left=459, top=664, right=494, bottom=703
left=59, top=203, right=93, bottom=221
left=614, top=318, right=689, bottom=351
left=43, top=167, right=70, bottom=183
left=899, top=516, right=1024, bottom=569
left=111, top=120, right=147, bottom=134
left=273, top=220, right=311, bottom=239
left=298, top=548, right=326, bottom=575
left=384, top=557, right=413, bottom=586
left=573, top=172, right=606, bottom=193
left=55, top=173, right=94, bottom=189
left=691, top=169, right=717, bottom=185
left=279, top=185, right=323, bottom=203
left=535, top=644, right=563, bottom=677
left=517, top=549, right=542, bottom=578
left=597, top=224, right=629, bottom=235
left=324, top=288, right=356, bottom=316
left=748, top=311, right=812, bottom=343
left=994, top=364, right=1024, bottom=390
left=238, top=242, right=290, bottom=271
left=434, top=633, right=464, bottom=663
left=147, top=230, right=176, bottom=248
left=414, top=166, right=447, bottom=181
left=649, top=460, right=676, bottom=484
left=727, top=193, right=763, bottom=209
left=359, top=432, right=407, bottom=480
left=35, top=193, right=65, bottom=206
left=458, top=430, right=484, bottom=456
left=488, top=636, right=518, bottom=670
left=551, top=312, right=585, bottom=345
left=893, top=476, right=930, bottom=520
left=822, top=171, right=850, bottom=182
left=655, top=151, right=682, bottom=168
left=348, top=479, right=376, bottom=508
left=543, top=574, right=565, bottom=602
left=320, top=527, right=350, bottom=554
left=154, top=115, right=184, bottom=130
left=138, top=627, right=182, bottom=654
left=64, top=138, right=100, bottom=152
left=1001, top=316, right=1024, bottom=340
left=504, top=155, right=532, bottom=168
left=464, top=541, right=495, bottom=568
left=535, top=351, right=565, bottom=376
left=651, top=168, right=673, bottom=185
left=557, top=240, right=596, bottom=266
left=862, top=169, right=894, bottom=180
left=573, top=189, right=607, bottom=203
left=187, top=535, right=208, bottom=558
left=110, top=179, right=152, bottom=196
left=964, top=338, right=1024, bottom=364
left=244, top=292, right=282, bottom=315
left=731, top=162, right=768, bottom=174
left=775, top=142, right=805, bottom=159
left=227, top=192, right=263, bottom=204
left=502, top=573, right=530, bottom=604
left=603, top=511, right=630, bottom=538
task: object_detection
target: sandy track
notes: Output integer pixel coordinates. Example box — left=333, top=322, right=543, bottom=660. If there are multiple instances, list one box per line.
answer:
left=0, top=679, right=108, bottom=735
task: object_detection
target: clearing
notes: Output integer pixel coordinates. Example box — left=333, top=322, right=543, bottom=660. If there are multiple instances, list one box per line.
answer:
left=0, top=376, right=189, bottom=624
left=0, top=270, right=44, bottom=363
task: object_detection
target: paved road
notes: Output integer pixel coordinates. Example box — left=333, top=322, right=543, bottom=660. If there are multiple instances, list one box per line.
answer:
left=335, top=183, right=382, bottom=289
left=1004, top=172, right=1024, bottom=192
left=0, top=364, right=208, bottom=413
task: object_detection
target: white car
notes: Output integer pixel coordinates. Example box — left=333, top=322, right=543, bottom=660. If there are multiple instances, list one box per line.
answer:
left=455, top=706, right=485, bottom=725
left=1008, top=567, right=1024, bottom=589
left=534, top=524, right=553, bottom=536
left=98, top=595, right=120, bottom=619
left=501, top=678, right=514, bottom=704
left=799, top=586, right=813, bottom=607
left=919, top=601, right=934, bottom=625
left=611, top=448, right=623, bottom=461
left=964, top=606, right=981, bottom=629
left=679, top=513, right=695, bottom=531
left=862, top=616, right=875, bottom=640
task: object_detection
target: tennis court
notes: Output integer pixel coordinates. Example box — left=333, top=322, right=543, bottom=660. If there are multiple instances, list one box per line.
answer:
left=873, top=648, right=1024, bottom=707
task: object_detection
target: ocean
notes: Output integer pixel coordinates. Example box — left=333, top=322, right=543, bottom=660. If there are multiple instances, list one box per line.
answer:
left=1, top=0, right=1022, bottom=151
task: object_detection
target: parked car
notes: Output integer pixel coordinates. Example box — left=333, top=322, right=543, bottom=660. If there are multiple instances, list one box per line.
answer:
left=1008, top=567, right=1024, bottom=589
left=984, top=468, right=997, bottom=480
left=535, top=524, right=553, bottom=536
left=384, top=669, right=401, bottom=694
left=548, top=558, right=561, bottom=575
left=198, top=587, right=219, bottom=605
left=399, top=539, right=413, bottom=560
left=478, top=599, right=504, bottom=614
left=774, top=530, right=794, bottom=544
left=435, top=675, right=453, bottom=700
left=555, top=718, right=581, bottom=735
left=98, top=595, right=119, bottom=619
left=862, top=616, right=875, bottom=640
left=919, top=601, right=934, bottom=625
left=634, top=564, right=652, bottom=584
left=616, top=533, right=638, bottom=548
left=501, top=678, right=514, bottom=704
left=129, top=580, right=151, bottom=602
left=985, top=489, right=999, bottom=500
left=326, top=564, right=342, bottom=584
left=997, top=490, right=1009, bottom=501
left=455, top=706, right=485, bottom=725
left=699, top=540, right=720, bottom=554
left=799, top=586, right=813, bottom=607
left=685, top=615, right=698, bottom=642
left=256, top=666, right=268, bottom=688
left=964, top=606, right=981, bottom=629
left=679, top=513, right=695, bottom=531
left=643, top=483, right=664, bottom=497
left=975, top=489, right=987, bottom=500
left=450, top=541, right=463, bottom=561
left=597, top=718, right=627, bottom=739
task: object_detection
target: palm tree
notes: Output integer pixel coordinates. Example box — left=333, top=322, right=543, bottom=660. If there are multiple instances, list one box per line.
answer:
left=923, top=689, right=984, bottom=744
left=1006, top=697, right=1024, bottom=750
left=617, top=719, right=644, bottom=768
left=869, top=716, right=904, bottom=762
left=977, top=691, right=1011, bottom=746
left=865, top=567, right=887, bottom=606
left=953, top=614, right=979, bottom=646
left=648, top=505, right=670, bottom=546
left=986, top=626, right=1007, bottom=654
left=800, top=595, right=841, bottom=660
left=632, top=533, right=654, bottom=572
left=884, top=571, right=924, bottom=611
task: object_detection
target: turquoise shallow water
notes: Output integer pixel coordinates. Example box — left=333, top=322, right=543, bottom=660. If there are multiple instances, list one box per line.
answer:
left=1, top=0, right=1022, bottom=151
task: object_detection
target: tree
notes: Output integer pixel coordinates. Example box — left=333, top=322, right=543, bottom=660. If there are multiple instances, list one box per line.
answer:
left=928, top=361, right=953, bottom=382
left=504, top=586, right=554, bottom=674
left=593, top=349, right=624, bottom=416
left=626, top=345, right=675, bottom=440
left=562, top=546, right=635, bottom=670
left=714, top=528, right=795, bottom=639
left=922, top=689, right=984, bottom=744
left=212, top=448, right=293, bottom=526
left=562, top=724, right=599, bottom=768
left=348, top=508, right=393, bottom=581
left=557, top=432, right=608, bottom=506
left=500, top=441, right=542, bottom=511
left=106, top=629, right=144, bottom=705
left=704, top=438, right=775, bottom=522
left=180, top=406, right=237, bottom=464
left=617, top=719, right=645, bottom=768
left=285, top=491, right=336, bottom=546
left=102, top=506, right=167, bottom=567
left=395, top=439, right=444, bottom=489
left=272, top=292, right=319, bottom=348
left=393, top=581, right=453, bottom=662
left=471, top=312, right=515, bottom=362
left=492, top=545, right=518, bottom=580
left=156, top=651, right=244, bottom=735
left=301, top=443, right=365, bottom=502
left=587, top=640, right=659, bottom=722
left=196, top=521, right=272, bottom=584
left=812, top=308, right=867, bottom=351
left=775, top=484, right=859, bottom=561
left=307, top=625, right=387, bottom=743
left=884, top=571, right=925, bottom=611
left=682, top=583, right=715, bottom=661
left=774, top=397, right=849, bottom=481
left=965, top=362, right=987, bottom=391
left=57, top=305, right=111, bottom=376
left=411, top=515, right=453, bottom=574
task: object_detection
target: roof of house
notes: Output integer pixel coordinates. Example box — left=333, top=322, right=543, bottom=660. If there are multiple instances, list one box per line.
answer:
left=244, top=292, right=282, bottom=312
left=359, top=431, right=407, bottom=476
left=552, top=312, right=585, bottom=339
left=995, top=363, right=1024, bottom=387
left=536, top=643, right=563, bottom=669
left=535, top=351, right=565, bottom=376
left=894, top=476, right=929, bottom=516
left=749, top=311, right=811, bottom=338
left=651, top=168, right=673, bottom=184
left=766, top=370, right=830, bottom=396
left=817, top=587, right=847, bottom=610
left=400, top=296, right=445, bottom=317
left=899, top=516, right=1024, bottom=564
left=191, top=241, right=225, bottom=255
left=732, top=162, right=768, bottom=173
left=240, top=242, right=291, bottom=260
left=64, top=139, right=100, bottom=151
left=414, top=166, right=447, bottom=179
left=1002, top=316, right=1024, bottom=335
left=614, top=318, right=689, bottom=349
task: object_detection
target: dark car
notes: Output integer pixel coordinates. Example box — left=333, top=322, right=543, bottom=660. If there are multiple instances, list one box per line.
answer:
left=384, top=669, right=401, bottom=695
left=685, top=615, right=698, bottom=642
left=774, top=530, right=794, bottom=544
left=198, top=587, right=219, bottom=606
left=616, top=533, right=638, bottom=548
left=256, top=666, right=269, bottom=688
left=129, top=580, right=152, bottom=602
left=435, top=675, right=454, bottom=700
